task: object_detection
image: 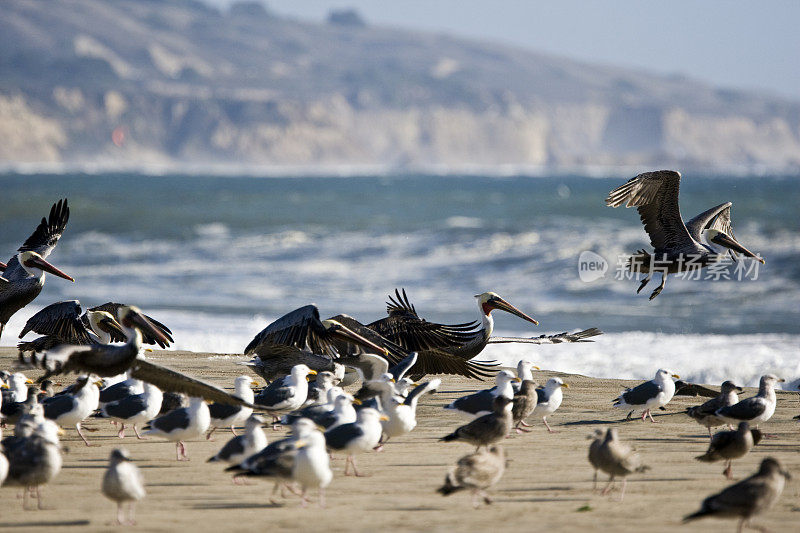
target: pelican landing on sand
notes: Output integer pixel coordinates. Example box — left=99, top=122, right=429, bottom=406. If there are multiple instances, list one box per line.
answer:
left=606, top=171, right=764, bottom=299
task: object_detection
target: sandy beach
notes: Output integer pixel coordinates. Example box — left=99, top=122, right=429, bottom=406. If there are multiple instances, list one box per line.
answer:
left=1, top=347, right=797, bottom=532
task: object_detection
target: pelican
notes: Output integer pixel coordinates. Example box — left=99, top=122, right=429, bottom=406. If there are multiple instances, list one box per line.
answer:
left=241, top=305, right=394, bottom=382
left=24, top=305, right=250, bottom=407
left=368, top=289, right=598, bottom=379
left=1, top=199, right=72, bottom=340
left=17, top=300, right=133, bottom=355
left=606, top=170, right=765, bottom=299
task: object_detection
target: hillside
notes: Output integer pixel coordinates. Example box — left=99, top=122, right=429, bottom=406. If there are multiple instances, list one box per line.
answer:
left=1, top=0, right=799, bottom=173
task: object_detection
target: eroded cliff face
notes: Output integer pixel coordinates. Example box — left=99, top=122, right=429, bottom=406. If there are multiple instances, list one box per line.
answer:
left=2, top=0, right=798, bottom=172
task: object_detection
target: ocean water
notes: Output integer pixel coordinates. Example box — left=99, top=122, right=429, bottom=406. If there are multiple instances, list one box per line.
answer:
left=1, top=172, right=798, bottom=388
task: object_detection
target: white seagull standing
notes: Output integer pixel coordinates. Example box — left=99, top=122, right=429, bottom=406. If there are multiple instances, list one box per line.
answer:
left=254, top=364, right=316, bottom=428
left=42, top=375, right=101, bottom=446
left=532, top=377, right=569, bottom=433
left=444, top=370, right=519, bottom=418
left=99, top=382, right=163, bottom=439
left=143, top=397, right=210, bottom=460
left=324, top=407, right=387, bottom=476
left=613, top=369, right=680, bottom=422
left=293, top=428, right=333, bottom=507
left=102, top=448, right=146, bottom=526
left=207, top=375, right=256, bottom=439
left=716, top=374, right=785, bottom=429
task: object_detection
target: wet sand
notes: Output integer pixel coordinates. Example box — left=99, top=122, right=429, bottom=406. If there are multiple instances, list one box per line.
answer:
left=1, top=347, right=798, bottom=532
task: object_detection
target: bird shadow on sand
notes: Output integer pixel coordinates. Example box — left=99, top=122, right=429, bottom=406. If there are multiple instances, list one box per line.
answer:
left=0, top=521, right=90, bottom=528
left=499, top=486, right=573, bottom=493
left=190, top=502, right=282, bottom=510
left=495, top=497, right=588, bottom=504
left=560, top=418, right=626, bottom=426
left=371, top=506, right=446, bottom=512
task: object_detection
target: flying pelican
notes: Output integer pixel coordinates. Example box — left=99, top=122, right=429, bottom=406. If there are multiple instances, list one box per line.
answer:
left=368, top=289, right=599, bottom=379
left=1, top=199, right=72, bottom=340
left=606, top=170, right=765, bottom=299
left=241, top=305, right=394, bottom=382
left=17, top=300, right=135, bottom=355
left=24, top=305, right=250, bottom=407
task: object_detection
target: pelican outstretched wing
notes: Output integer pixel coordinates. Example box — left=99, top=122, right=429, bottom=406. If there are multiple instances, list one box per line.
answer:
left=368, top=289, right=481, bottom=352
left=685, top=202, right=741, bottom=259
left=18, top=300, right=92, bottom=344
left=410, top=349, right=498, bottom=381
left=489, top=328, right=602, bottom=345
left=245, top=305, right=337, bottom=356
left=18, top=199, right=70, bottom=258
left=606, top=171, right=694, bottom=251
left=326, top=314, right=406, bottom=366
left=130, top=359, right=253, bottom=407
left=3, top=199, right=70, bottom=281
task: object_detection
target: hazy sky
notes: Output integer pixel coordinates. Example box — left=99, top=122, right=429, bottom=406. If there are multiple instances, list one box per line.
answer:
left=209, top=0, right=800, bottom=100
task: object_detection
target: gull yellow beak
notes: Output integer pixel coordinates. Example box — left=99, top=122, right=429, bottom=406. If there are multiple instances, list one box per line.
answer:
left=308, top=370, right=317, bottom=376
left=145, top=348, right=154, bottom=352
left=252, top=381, right=260, bottom=387
left=316, top=425, right=326, bottom=432
left=561, top=383, right=570, bottom=388
left=295, top=440, right=307, bottom=449
left=57, top=428, right=66, bottom=436
left=672, top=374, right=680, bottom=379
left=352, top=399, right=362, bottom=406
left=533, top=365, right=541, bottom=370
left=389, top=378, right=396, bottom=383
left=94, top=380, right=104, bottom=387
left=25, top=378, right=34, bottom=384
left=380, top=415, right=389, bottom=422
left=512, top=377, right=521, bottom=383
left=0, top=383, right=8, bottom=389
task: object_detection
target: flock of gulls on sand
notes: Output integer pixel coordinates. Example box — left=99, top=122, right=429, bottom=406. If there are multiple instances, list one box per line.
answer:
left=0, top=170, right=793, bottom=531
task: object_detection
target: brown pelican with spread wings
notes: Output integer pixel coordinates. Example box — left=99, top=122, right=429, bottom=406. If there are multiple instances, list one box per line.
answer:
left=606, top=170, right=765, bottom=299
left=17, top=300, right=173, bottom=356
left=241, top=304, right=398, bottom=382
left=1, top=199, right=74, bottom=340
left=24, top=305, right=249, bottom=407
left=366, top=289, right=601, bottom=379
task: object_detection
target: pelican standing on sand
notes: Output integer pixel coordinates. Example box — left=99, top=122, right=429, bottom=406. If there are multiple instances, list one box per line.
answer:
left=1, top=199, right=74, bottom=340
left=606, top=170, right=765, bottom=299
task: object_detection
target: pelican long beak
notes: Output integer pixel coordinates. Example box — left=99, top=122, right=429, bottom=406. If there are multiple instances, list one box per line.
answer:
left=331, top=324, right=390, bottom=357
left=710, top=232, right=765, bottom=264
left=28, top=255, right=75, bottom=282
left=489, top=296, right=538, bottom=325
left=127, top=309, right=171, bottom=346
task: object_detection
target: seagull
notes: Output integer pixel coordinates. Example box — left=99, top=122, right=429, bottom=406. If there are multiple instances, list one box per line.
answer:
left=99, top=372, right=144, bottom=408
left=1, top=418, right=63, bottom=510
left=437, top=445, right=506, bottom=508
left=511, top=379, right=539, bottom=434
left=532, top=377, right=569, bottom=432
left=207, top=375, right=256, bottom=439
left=254, top=364, right=316, bottom=427
left=306, top=371, right=337, bottom=405
left=2, top=386, right=41, bottom=426
left=440, top=396, right=513, bottom=451
left=1, top=199, right=73, bottom=340
left=716, top=374, right=785, bottom=430
left=282, top=389, right=359, bottom=431
left=686, top=380, right=743, bottom=437
left=1, top=373, right=35, bottom=421
left=43, top=375, right=101, bottom=446
left=613, top=369, right=679, bottom=422
left=98, top=382, right=163, bottom=439
left=380, top=379, right=440, bottom=441
left=143, top=397, right=210, bottom=461
left=26, top=305, right=252, bottom=408
left=589, top=427, right=649, bottom=501
left=444, top=370, right=519, bottom=418
left=293, top=428, right=333, bottom=508
left=684, top=457, right=790, bottom=531
left=512, top=360, right=540, bottom=393
left=225, top=418, right=316, bottom=501
left=207, top=415, right=268, bottom=467
left=606, top=170, right=765, bottom=299
left=696, top=422, right=762, bottom=480
left=102, top=448, right=146, bottom=526
left=324, top=407, right=386, bottom=476
left=0, top=427, right=9, bottom=487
